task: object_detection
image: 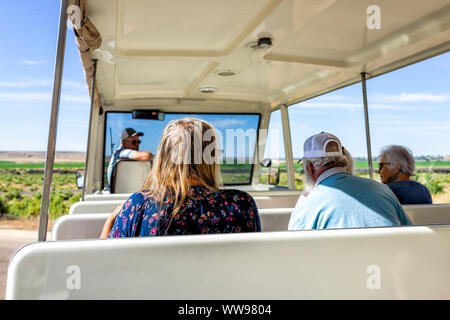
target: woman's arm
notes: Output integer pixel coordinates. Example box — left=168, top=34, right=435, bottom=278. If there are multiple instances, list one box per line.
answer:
left=100, top=203, right=124, bottom=239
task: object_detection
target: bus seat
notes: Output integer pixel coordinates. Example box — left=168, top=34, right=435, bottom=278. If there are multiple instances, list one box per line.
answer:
left=70, top=194, right=299, bottom=214
left=55, top=204, right=450, bottom=241
left=110, top=160, right=151, bottom=194
left=52, top=208, right=294, bottom=240
left=403, top=204, right=450, bottom=225
left=69, top=200, right=124, bottom=214
left=7, top=225, right=450, bottom=299
left=252, top=195, right=299, bottom=208
left=51, top=214, right=109, bottom=240
left=84, top=193, right=132, bottom=201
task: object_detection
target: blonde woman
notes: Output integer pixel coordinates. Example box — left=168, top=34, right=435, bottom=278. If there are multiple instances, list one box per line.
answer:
left=100, top=118, right=261, bottom=238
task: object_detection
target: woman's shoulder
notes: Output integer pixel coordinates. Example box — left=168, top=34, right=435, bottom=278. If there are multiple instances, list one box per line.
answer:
left=123, top=191, right=155, bottom=207
left=388, top=180, right=428, bottom=189
left=127, top=191, right=146, bottom=201
left=387, top=180, right=432, bottom=199
left=409, top=180, right=432, bottom=193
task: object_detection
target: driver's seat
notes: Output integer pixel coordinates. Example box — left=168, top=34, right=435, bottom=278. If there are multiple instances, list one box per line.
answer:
left=110, top=159, right=152, bottom=193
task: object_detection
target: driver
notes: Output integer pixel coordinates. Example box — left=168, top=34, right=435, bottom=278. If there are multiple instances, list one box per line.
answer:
left=106, top=128, right=153, bottom=190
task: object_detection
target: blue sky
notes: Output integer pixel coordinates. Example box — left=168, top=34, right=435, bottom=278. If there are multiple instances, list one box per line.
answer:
left=0, top=1, right=449, bottom=159
left=0, top=1, right=90, bottom=152
left=286, top=52, right=450, bottom=158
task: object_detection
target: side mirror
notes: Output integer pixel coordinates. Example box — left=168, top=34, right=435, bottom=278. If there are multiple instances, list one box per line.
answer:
left=76, top=170, right=84, bottom=189
left=268, top=167, right=280, bottom=185
left=261, top=158, right=272, bottom=168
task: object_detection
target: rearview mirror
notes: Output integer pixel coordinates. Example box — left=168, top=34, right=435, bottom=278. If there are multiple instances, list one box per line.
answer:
left=76, top=170, right=84, bottom=189
left=132, top=110, right=165, bottom=120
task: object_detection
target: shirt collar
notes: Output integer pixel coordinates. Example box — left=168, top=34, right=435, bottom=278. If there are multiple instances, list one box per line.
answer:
left=315, top=167, right=348, bottom=187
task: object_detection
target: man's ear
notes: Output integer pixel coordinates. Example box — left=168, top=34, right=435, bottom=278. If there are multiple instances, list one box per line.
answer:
left=305, top=160, right=314, bottom=176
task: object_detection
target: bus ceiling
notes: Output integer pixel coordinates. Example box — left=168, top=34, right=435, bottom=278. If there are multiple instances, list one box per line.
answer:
left=37, top=0, right=450, bottom=241
left=69, top=0, right=450, bottom=109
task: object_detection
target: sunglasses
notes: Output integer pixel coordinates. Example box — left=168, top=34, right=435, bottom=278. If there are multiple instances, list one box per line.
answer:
left=131, top=139, right=141, bottom=146
left=378, top=162, right=391, bottom=170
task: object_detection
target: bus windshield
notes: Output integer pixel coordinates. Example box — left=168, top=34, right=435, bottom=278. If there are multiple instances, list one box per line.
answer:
left=103, top=112, right=261, bottom=187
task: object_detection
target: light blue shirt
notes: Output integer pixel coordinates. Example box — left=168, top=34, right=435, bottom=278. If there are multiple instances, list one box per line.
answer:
left=288, top=169, right=412, bottom=230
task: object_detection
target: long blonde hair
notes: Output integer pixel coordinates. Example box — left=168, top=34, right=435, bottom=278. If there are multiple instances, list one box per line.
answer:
left=141, top=118, right=222, bottom=219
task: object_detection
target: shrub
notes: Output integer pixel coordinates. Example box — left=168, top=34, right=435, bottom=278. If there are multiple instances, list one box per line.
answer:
left=423, top=171, right=444, bottom=194
left=2, top=191, right=81, bottom=220
left=2, top=190, right=22, bottom=201
left=0, top=197, right=7, bottom=216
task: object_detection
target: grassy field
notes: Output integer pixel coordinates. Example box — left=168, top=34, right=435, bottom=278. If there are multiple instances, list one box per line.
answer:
left=0, top=161, right=84, bottom=169
left=278, top=161, right=450, bottom=169
left=0, top=166, right=82, bottom=225
left=268, top=160, right=450, bottom=203
left=0, top=160, right=449, bottom=229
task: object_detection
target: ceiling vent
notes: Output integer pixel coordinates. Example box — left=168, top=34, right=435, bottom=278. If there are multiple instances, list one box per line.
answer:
left=199, top=86, right=216, bottom=93
left=214, top=70, right=238, bottom=77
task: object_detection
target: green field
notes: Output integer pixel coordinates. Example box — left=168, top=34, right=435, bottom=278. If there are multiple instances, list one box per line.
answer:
left=0, top=167, right=81, bottom=220
left=0, top=161, right=84, bottom=169
left=1, top=160, right=448, bottom=170
left=0, top=159, right=449, bottom=222
left=279, top=161, right=450, bottom=170
left=267, top=160, right=450, bottom=203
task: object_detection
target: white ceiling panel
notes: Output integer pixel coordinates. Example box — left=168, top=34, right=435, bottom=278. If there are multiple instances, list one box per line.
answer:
left=86, top=0, right=450, bottom=109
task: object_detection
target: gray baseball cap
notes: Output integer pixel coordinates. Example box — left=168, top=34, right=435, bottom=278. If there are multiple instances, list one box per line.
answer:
left=120, top=128, right=144, bottom=140
left=297, top=132, right=343, bottom=163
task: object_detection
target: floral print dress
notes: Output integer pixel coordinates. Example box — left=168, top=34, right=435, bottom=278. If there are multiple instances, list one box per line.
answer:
left=108, top=185, right=261, bottom=238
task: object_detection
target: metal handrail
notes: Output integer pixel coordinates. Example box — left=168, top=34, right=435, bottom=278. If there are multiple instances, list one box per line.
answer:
left=361, top=72, right=374, bottom=179
left=38, top=0, right=68, bottom=242
left=81, top=59, right=98, bottom=201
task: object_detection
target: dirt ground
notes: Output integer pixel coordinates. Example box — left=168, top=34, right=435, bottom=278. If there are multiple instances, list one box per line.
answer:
left=0, top=216, right=53, bottom=231
left=0, top=151, right=85, bottom=163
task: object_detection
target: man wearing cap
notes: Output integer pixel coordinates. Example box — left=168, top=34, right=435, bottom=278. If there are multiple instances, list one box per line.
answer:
left=288, top=132, right=411, bottom=230
left=106, top=128, right=153, bottom=190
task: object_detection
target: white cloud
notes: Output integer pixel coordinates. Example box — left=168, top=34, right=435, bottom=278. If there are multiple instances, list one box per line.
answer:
left=292, top=102, right=362, bottom=109
left=21, top=60, right=47, bottom=66
left=372, top=92, right=450, bottom=103
left=0, top=79, right=87, bottom=89
left=289, top=101, right=428, bottom=112
left=0, top=79, right=51, bottom=87
left=0, top=92, right=89, bottom=103
left=371, top=119, right=450, bottom=131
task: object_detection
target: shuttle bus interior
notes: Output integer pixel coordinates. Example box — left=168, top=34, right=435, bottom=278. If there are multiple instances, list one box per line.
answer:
left=5, top=0, right=450, bottom=299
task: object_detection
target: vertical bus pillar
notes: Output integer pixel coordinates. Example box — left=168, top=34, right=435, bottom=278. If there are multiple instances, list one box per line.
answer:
left=280, top=105, right=296, bottom=190
left=38, top=0, right=69, bottom=241
left=361, top=72, right=374, bottom=179
left=81, top=59, right=98, bottom=201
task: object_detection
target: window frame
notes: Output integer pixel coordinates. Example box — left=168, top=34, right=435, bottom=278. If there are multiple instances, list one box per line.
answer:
left=101, top=111, right=262, bottom=190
